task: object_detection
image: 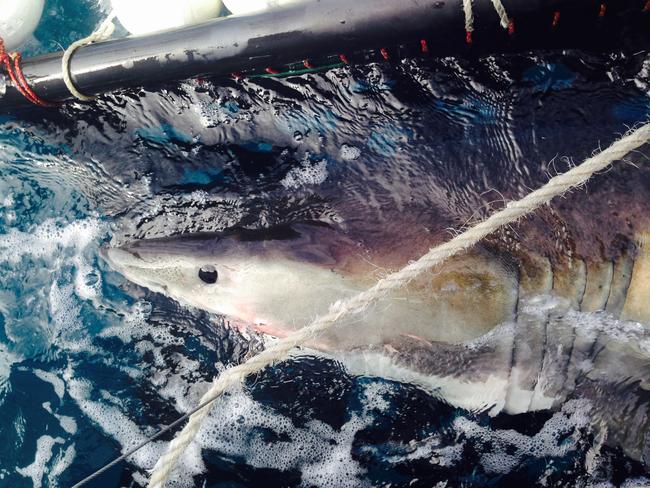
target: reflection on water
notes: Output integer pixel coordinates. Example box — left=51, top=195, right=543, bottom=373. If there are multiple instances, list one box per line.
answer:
left=0, top=41, right=649, bottom=487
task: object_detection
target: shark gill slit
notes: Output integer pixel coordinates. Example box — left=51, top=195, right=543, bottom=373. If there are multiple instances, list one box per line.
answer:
left=622, top=231, right=650, bottom=324
left=503, top=255, right=552, bottom=414
left=505, top=234, right=650, bottom=415
left=502, top=247, right=638, bottom=415
left=501, top=261, right=520, bottom=415
left=572, top=233, right=650, bottom=400
left=605, top=251, right=634, bottom=316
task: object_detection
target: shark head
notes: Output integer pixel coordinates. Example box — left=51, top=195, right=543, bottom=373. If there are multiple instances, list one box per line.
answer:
left=103, top=224, right=356, bottom=332
left=102, top=222, right=521, bottom=347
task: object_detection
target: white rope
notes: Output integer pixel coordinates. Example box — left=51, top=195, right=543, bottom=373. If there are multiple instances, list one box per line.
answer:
left=463, top=0, right=512, bottom=36
left=490, top=0, right=511, bottom=29
left=147, top=123, right=650, bottom=488
left=463, top=0, right=474, bottom=34
left=61, top=12, right=117, bottom=101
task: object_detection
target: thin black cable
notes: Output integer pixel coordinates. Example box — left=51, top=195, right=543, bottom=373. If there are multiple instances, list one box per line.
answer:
left=71, top=393, right=221, bottom=488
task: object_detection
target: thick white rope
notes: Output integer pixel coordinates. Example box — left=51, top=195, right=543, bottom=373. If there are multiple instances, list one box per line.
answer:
left=463, top=0, right=511, bottom=36
left=463, top=0, right=474, bottom=35
left=490, top=0, right=511, bottom=29
left=147, top=123, right=650, bottom=487
left=61, top=12, right=117, bottom=101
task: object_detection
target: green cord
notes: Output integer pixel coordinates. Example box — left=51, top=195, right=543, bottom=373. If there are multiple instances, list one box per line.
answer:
left=250, top=61, right=346, bottom=78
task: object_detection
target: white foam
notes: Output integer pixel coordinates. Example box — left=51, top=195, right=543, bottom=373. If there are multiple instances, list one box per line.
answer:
left=187, top=385, right=371, bottom=488
left=621, top=478, right=650, bottom=488
left=16, top=435, right=65, bottom=488
left=65, top=372, right=168, bottom=472
left=47, top=444, right=76, bottom=487
left=339, top=144, right=361, bottom=161
left=33, top=369, right=65, bottom=400
left=0, top=342, right=19, bottom=396
left=100, top=300, right=182, bottom=349
left=43, top=402, right=78, bottom=435
left=281, top=158, right=328, bottom=189
left=73, top=255, right=102, bottom=301
left=0, top=218, right=103, bottom=264
left=0, top=193, right=14, bottom=208
left=361, top=381, right=391, bottom=413
left=455, top=399, right=592, bottom=474
left=383, top=435, right=464, bottom=468
left=89, top=364, right=376, bottom=487
left=48, top=282, right=95, bottom=353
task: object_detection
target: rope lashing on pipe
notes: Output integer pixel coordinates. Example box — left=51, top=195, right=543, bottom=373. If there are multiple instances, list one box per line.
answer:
left=0, top=38, right=58, bottom=107
left=463, top=0, right=512, bottom=44
left=463, top=0, right=475, bottom=43
left=137, top=123, right=650, bottom=488
left=490, top=0, right=511, bottom=28
left=61, top=11, right=117, bottom=101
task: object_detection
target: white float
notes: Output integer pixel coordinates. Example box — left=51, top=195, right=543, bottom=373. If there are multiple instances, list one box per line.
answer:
left=222, top=0, right=297, bottom=16
left=0, top=0, right=45, bottom=51
left=111, top=0, right=223, bottom=36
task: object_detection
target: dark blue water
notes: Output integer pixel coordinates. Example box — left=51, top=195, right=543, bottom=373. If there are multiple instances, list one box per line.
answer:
left=1, top=2, right=650, bottom=487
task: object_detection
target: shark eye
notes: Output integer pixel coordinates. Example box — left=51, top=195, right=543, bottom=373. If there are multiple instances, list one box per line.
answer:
left=198, top=265, right=218, bottom=284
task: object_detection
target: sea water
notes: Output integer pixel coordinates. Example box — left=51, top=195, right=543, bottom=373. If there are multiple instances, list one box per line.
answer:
left=1, top=1, right=650, bottom=487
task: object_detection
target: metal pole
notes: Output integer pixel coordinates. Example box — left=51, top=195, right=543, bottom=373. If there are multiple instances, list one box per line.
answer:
left=1, top=0, right=648, bottom=109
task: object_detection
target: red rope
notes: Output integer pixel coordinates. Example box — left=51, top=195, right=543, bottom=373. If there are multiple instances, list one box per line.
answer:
left=643, top=0, right=650, bottom=12
left=303, top=59, right=314, bottom=69
left=339, top=54, right=350, bottom=65
left=0, top=38, right=58, bottom=107
left=598, top=2, right=606, bottom=17
left=507, top=19, right=515, bottom=36
left=380, top=48, right=390, bottom=60
left=552, top=11, right=561, bottom=28
left=465, top=30, right=473, bottom=44
left=420, top=39, right=429, bottom=53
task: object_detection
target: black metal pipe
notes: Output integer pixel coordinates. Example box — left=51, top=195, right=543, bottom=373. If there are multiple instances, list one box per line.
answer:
left=1, top=0, right=649, bottom=110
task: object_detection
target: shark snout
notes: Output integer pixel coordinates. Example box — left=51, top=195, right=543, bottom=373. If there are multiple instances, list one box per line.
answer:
left=99, top=245, right=146, bottom=270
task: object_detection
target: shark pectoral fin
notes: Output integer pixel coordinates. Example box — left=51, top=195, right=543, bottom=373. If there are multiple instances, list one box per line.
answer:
left=622, top=232, right=650, bottom=324
left=372, top=329, right=516, bottom=414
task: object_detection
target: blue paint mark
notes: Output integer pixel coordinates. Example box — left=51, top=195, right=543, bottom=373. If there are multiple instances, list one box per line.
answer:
left=367, top=124, right=413, bottom=158
left=434, top=95, right=497, bottom=125
left=522, top=63, right=576, bottom=92
left=241, top=141, right=274, bottom=153
left=178, top=168, right=223, bottom=185
left=223, top=101, right=240, bottom=114
left=312, top=110, right=338, bottom=133
left=351, top=79, right=396, bottom=94
left=0, top=121, right=71, bottom=156
left=135, top=124, right=193, bottom=145
left=612, top=96, right=650, bottom=124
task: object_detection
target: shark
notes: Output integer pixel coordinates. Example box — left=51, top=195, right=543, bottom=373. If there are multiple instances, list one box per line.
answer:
left=102, top=142, right=650, bottom=463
